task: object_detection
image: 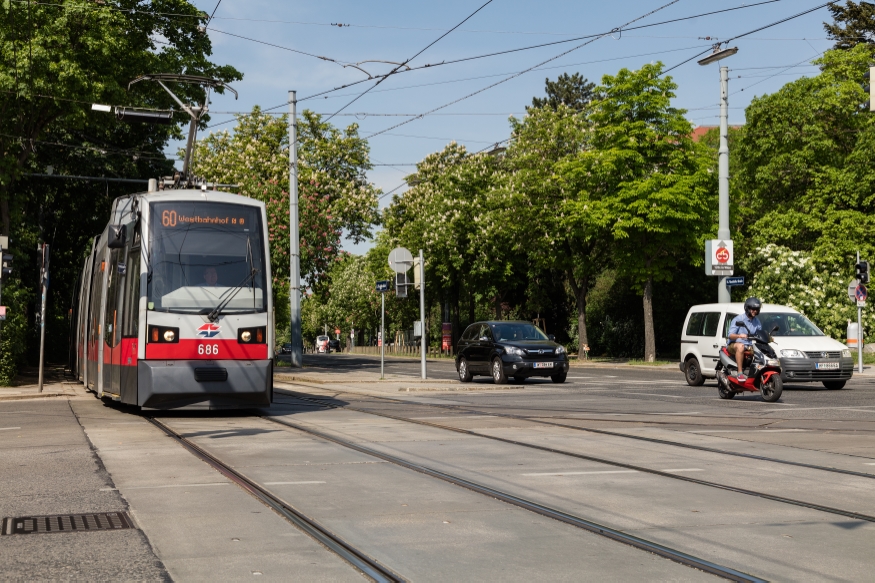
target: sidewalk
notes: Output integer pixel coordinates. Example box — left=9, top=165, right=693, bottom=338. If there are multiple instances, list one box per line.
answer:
left=0, top=365, right=85, bottom=401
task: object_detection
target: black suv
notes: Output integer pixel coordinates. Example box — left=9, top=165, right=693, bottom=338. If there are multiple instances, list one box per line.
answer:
left=455, top=321, right=569, bottom=384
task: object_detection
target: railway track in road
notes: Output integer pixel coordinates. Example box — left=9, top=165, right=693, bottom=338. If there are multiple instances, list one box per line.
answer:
left=274, top=385, right=875, bottom=480
left=145, top=418, right=405, bottom=583
left=272, top=388, right=875, bottom=524
left=260, top=414, right=764, bottom=583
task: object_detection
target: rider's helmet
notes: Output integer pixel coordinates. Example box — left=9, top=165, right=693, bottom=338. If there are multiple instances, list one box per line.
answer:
left=744, top=297, right=762, bottom=318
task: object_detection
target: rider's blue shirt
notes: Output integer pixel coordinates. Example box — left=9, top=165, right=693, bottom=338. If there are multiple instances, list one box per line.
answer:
left=728, top=313, right=762, bottom=347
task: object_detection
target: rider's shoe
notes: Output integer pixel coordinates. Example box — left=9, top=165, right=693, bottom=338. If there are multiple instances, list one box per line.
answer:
left=736, top=374, right=747, bottom=383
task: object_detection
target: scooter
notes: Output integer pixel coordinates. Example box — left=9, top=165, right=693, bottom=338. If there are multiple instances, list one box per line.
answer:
left=716, top=327, right=783, bottom=402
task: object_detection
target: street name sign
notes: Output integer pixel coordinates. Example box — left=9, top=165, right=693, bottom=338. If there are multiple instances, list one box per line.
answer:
left=376, top=280, right=390, bottom=292
left=705, top=240, right=734, bottom=276
left=725, top=276, right=745, bottom=287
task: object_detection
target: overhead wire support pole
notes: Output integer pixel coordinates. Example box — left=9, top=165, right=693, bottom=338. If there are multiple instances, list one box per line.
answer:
left=859, top=251, right=864, bottom=374
left=289, top=91, right=302, bottom=368
left=420, top=249, right=426, bottom=379
left=718, top=65, right=731, bottom=303
left=37, top=244, right=49, bottom=393
left=381, top=291, right=385, bottom=380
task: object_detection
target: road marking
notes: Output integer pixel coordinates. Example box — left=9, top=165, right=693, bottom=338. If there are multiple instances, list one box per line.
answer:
left=863, top=463, right=875, bottom=466
left=662, top=468, right=705, bottom=473
left=263, top=481, right=326, bottom=485
left=625, top=393, right=686, bottom=398
left=410, top=415, right=495, bottom=420
left=687, top=429, right=809, bottom=434
left=523, top=470, right=639, bottom=476
left=0, top=427, right=21, bottom=431
left=100, top=482, right=229, bottom=491
left=759, top=406, right=875, bottom=413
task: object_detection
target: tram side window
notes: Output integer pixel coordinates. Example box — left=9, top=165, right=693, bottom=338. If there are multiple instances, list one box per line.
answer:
left=123, top=250, right=141, bottom=338
left=104, top=249, right=122, bottom=347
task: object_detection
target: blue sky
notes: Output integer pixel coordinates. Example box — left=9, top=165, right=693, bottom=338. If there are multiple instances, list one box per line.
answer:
left=178, top=0, right=837, bottom=253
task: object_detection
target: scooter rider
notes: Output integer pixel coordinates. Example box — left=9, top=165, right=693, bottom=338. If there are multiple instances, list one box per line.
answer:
left=727, top=297, right=763, bottom=383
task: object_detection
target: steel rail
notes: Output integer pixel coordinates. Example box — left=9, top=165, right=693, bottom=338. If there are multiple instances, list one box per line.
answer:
left=273, top=389, right=875, bottom=523
left=146, top=417, right=405, bottom=583
left=261, top=414, right=764, bottom=583
left=275, top=384, right=875, bottom=479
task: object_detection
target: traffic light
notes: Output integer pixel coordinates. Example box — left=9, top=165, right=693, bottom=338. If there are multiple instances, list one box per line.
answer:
left=395, top=272, right=408, bottom=298
left=0, top=253, right=11, bottom=279
left=856, top=260, right=870, bottom=285
left=863, top=67, right=875, bottom=111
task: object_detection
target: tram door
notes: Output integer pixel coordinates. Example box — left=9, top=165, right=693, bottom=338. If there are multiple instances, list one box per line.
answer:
left=87, top=253, right=105, bottom=390
left=103, top=248, right=123, bottom=394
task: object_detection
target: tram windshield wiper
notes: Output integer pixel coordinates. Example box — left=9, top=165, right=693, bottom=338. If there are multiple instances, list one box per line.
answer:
left=206, top=236, right=257, bottom=322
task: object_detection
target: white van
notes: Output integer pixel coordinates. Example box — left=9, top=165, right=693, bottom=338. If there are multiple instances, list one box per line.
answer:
left=680, top=303, right=854, bottom=389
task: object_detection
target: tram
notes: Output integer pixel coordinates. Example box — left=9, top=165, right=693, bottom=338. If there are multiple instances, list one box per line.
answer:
left=70, top=183, right=274, bottom=409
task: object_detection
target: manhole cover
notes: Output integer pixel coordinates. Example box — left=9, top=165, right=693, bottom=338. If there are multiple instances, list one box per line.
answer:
left=2, top=512, right=133, bottom=535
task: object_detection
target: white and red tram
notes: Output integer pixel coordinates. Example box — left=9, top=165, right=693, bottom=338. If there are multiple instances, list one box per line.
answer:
left=71, top=187, right=274, bottom=409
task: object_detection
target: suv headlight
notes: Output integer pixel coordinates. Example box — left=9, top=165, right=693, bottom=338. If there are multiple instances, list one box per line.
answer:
left=555, top=345, right=566, bottom=355
left=780, top=349, right=806, bottom=358
left=842, top=349, right=852, bottom=358
left=504, top=346, right=525, bottom=356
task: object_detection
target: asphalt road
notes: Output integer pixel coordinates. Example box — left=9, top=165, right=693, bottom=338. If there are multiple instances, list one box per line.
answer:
left=3, top=357, right=875, bottom=580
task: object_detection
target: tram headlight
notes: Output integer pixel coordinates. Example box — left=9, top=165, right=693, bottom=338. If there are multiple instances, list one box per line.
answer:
left=148, top=325, right=179, bottom=343
left=238, top=326, right=266, bottom=344
left=163, top=330, right=175, bottom=342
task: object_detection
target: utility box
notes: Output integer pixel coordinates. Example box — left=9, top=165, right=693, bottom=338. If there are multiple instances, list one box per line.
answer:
left=413, top=257, right=423, bottom=290
left=414, top=321, right=422, bottom=337
left=848, top=321, right=863, bottom=350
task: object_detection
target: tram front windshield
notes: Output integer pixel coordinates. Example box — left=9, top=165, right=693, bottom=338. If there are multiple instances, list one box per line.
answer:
left=148, top=201, right=267, bottom=314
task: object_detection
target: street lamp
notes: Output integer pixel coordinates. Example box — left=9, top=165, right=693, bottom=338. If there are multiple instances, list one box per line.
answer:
left=699, top=45, right=738, bottom=303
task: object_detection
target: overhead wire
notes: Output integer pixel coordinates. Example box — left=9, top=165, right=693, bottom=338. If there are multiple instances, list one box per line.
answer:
left=363, top=0, right=685, bottom=139
left=661, top=1, right=838, bottom=74
left=323, top=0, right=496, bottom=123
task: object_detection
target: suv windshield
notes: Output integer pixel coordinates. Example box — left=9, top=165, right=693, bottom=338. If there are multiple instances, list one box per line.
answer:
left=760, top=312, right=825, bottom=337
left=491, top=323, right=549, bottom=342
left=148, top=201, right=266, bottom=314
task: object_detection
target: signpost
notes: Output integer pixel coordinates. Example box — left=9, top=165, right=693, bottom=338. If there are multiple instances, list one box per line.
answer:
left=705, top=240, right=734, bottom=303
left=387, top=247, right=427, bottom=379
left=854, top=253, right=866, bottom=373
left=376, top=280, right=389, bottom=378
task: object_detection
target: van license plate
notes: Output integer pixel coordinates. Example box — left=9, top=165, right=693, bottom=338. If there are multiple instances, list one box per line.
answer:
left=534, top=362, right=554, bottom=369
left=815, top=362, right=839, bottom=370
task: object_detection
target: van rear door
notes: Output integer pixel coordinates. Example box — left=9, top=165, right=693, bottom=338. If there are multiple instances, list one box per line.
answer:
left=685, top=311, right=723, bottom=376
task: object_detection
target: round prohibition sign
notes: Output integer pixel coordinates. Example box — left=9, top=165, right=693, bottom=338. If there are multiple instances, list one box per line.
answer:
left=715, top=247, right=730, bottom=263
left=856, top=285, right=868, bottom=302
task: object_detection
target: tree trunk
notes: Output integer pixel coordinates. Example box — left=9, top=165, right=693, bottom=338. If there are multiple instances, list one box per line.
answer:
left=643, top=277, right=656, bottom=362
left=467, top=289, right=475, bottom=326
left=494, top=295, right=502, bottom=320
left=567, top=271, right=589, bottom=357
left=0, top=184, right=9, bottom=236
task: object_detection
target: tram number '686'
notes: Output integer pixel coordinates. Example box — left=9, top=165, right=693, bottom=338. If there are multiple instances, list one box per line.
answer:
left=198, top=344, right=219, bottom=356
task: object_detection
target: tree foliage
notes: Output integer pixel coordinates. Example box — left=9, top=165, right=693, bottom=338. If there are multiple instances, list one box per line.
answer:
left=826, top=1, right=875, bottom=49
left=530, top=73, right=596, bottom=112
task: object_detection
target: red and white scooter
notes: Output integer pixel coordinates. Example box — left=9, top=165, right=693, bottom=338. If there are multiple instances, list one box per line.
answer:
left=716, top=327, right=783, bottom=402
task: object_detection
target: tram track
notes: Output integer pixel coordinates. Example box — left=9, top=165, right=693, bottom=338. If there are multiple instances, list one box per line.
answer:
left=145, top=417, right=405, bottom=583
left=272, top=388, right=875, bottom=524
left=259, top=413, right=764, bottom=583
left=274, top=384, right=875, bottom=479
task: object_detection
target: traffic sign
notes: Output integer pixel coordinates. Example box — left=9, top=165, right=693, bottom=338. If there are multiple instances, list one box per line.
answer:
left=376, top=280, right=390, bottom=292
left=388, top=247, right=413, bottom=274
left=856, top=284, right=868, bottom=302
left=725, top=276, right=745, bottom=287
left=849, top=278, right=860, bottom=301
left=334, top=328, right=340, bottom=336
left=705, top=240, right=734, bottom=276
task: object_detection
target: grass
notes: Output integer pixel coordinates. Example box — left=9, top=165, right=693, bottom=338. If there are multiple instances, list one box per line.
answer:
left=627, top=359, right=675, bottom=366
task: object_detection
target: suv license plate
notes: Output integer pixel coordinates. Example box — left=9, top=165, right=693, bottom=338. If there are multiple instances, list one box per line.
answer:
left=534, top=362, right=554, bottom=369
left=815, top=362, right=840, bottom=370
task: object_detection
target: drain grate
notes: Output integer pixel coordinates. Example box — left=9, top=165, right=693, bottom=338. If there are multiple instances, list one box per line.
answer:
left=2, top=512, right=133, bottom=535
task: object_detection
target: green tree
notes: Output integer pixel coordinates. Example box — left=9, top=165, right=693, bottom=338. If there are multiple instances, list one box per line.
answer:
left=530, top=73, right=596, bottom=112
left=504, top=103, right=606, bottom=355
left=826, top=1, right=875, bottom=49
left=564, top=63, right=716, bottom=361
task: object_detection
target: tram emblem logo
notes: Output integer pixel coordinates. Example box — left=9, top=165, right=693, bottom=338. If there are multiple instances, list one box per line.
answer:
left=197, top=323, right=221, bottom=338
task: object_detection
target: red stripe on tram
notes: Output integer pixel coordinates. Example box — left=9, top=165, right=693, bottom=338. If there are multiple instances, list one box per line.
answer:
left=145, top=340, right=268, bottom=360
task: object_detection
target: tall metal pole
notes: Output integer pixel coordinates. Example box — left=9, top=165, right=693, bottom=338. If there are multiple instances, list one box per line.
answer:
left=380, top=292, right=385, bottom=379
left=717, top=65, right=731, bottom=303
left=37, top=244, right=49, bottom=393
left=859, top=251, right=864, bottom=374
left=419, top=249, right=426, bottom=379
left=289, top=90, right=302, bottom=367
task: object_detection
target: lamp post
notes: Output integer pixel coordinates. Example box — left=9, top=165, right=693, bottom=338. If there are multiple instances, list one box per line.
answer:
left=699, top=46, right=738, bottom=303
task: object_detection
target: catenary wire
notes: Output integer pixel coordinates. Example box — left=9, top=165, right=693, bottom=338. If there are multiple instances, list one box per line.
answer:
left=363, top=0, right=684, bottom=140
left=661, top=1, right=838, bottom=74
left=323, top=0, right=496, bottom=123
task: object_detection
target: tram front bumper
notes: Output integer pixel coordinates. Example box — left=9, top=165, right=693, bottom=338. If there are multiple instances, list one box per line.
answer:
left=138, top=359, right=272, bottom=410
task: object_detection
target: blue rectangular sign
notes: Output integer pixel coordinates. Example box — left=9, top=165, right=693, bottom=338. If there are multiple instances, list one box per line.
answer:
left=725, top=276, right=745, bottom=287
left=376, top=280, right=390, bottom=292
